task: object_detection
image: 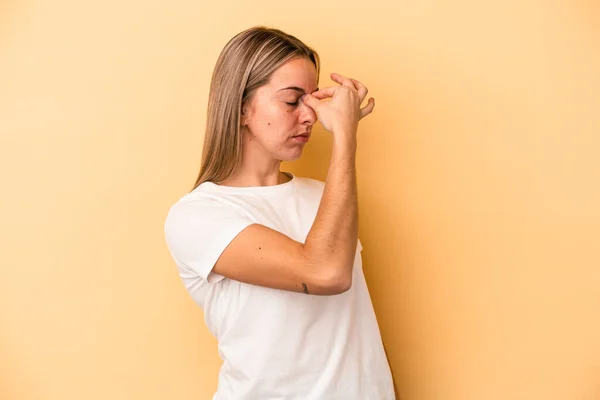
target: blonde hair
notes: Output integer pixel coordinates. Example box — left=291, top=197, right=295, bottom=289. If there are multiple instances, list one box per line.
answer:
left=192, top=26, right=320, bottom=189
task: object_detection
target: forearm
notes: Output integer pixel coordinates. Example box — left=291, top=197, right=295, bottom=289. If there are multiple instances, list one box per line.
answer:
left=303, top=135, right=358, bottom=287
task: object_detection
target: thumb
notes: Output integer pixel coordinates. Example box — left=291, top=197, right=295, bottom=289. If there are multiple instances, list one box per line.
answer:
left=301, top=94, right=321, bottom=112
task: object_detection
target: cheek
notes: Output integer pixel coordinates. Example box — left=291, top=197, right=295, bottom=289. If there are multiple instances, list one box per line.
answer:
left=252, top=103, right=279, bottom=126
left=258, top=107, right=297, bottom=133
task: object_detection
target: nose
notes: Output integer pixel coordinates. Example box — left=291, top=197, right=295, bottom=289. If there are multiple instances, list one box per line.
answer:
left=299, top=101, right=317, bottom=126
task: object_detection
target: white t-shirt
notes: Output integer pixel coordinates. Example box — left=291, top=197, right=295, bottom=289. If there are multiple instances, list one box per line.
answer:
left=164, top=173, right=395, bottom=400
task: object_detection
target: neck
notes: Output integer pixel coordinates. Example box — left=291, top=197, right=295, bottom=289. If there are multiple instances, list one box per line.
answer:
left=219, top=133, right=290, bottom=187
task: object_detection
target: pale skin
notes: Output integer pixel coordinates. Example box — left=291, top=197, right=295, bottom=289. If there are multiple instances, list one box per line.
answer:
left=215, top=57, right=375, bottom=295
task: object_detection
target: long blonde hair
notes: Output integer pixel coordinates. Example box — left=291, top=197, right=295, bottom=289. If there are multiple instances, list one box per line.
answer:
left=192, top=26, right=320, bottom=189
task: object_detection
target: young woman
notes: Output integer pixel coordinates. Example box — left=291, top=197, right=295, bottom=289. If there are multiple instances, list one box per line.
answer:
left=165, top=26, right=395, bottom=399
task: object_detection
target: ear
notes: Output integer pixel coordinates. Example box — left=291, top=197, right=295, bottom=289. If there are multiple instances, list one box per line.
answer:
left=241, top=110, right=247, bottom=127
left=240, top=102, right=249, bottom=127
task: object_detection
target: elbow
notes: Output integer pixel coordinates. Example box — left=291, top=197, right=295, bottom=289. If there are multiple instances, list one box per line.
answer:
left=330, top=276, right=352, bottom=294
left=299, top=246, right=353, bottom=295
left=318, top=267, right=353, bottom=295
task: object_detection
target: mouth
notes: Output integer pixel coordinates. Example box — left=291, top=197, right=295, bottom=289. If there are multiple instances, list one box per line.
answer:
left=291, top=132, right=311, bottom=143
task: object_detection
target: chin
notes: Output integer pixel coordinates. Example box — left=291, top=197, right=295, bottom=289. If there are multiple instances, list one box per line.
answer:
left=285, top=150, right=304, bottom=161
left=274, top=147, right=304, bottom=162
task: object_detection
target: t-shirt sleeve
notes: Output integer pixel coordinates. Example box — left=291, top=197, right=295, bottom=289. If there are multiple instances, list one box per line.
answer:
left=164, top=196, right=254, bottom=284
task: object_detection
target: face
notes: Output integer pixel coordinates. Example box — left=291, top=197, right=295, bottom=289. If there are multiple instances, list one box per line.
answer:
left=241, top=57, right=319, bottom=161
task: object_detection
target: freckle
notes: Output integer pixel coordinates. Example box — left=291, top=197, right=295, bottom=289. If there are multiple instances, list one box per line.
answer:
left=258, top=247, right=262, bottom=250
left=268, top=122, right=270, bottom=125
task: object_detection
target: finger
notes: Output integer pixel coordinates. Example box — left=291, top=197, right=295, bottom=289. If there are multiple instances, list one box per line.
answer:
left=301, top=93, right=323, bottom=112
left=350, top=78, right=369, bottom=102
left=359, top=98, right=375, bottom=119
left=330, top=73, right=356, bottom=89
left=308, top=87, right=336, bottom=100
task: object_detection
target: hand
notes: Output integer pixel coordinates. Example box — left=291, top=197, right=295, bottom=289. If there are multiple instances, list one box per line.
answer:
left=302, top=73, right=375, bottom=137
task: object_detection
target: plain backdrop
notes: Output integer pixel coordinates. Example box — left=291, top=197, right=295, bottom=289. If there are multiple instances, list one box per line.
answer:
left=1, top=1, right=599, bottom=399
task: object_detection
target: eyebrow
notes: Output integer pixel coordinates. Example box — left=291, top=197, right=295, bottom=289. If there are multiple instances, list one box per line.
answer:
left=277, top=86, right=319, bottom=94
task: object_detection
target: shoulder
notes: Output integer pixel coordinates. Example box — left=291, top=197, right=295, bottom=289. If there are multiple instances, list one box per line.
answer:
left=166, top=189, right=227, bottom=217
left=164, top=188, right=247, bottom=235
left=169, top=186, right=248, bottom=214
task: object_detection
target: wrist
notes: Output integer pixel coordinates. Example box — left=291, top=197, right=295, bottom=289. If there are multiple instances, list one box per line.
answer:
left=332, top=136, right=357, bottom=158
left=332, top=126, right=357, bottom=146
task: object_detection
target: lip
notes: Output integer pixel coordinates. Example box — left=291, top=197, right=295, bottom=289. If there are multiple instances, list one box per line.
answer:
left=291, top=133, right=311, bottom=143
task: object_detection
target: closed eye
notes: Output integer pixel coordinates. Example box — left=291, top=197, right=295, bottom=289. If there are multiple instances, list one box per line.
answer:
left=285, top=100, right=299, bottom=106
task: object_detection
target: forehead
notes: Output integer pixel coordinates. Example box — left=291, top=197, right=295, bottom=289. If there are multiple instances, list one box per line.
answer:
left=267, top=57, right=318, bottom=92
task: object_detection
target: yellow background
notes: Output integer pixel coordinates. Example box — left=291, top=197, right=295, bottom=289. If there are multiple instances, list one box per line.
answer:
left=1, top=1, right=599, bottom=399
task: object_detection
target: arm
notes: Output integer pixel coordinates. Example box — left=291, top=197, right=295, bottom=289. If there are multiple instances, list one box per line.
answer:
left=213, top=74, right=374, bottom=295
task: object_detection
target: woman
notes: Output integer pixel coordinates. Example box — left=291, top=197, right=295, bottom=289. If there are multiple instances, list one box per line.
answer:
left=165, top=26, right=395, bottom=399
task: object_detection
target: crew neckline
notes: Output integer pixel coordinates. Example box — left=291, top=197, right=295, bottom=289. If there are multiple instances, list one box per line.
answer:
left=199, top=172, right=296, bottom=194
